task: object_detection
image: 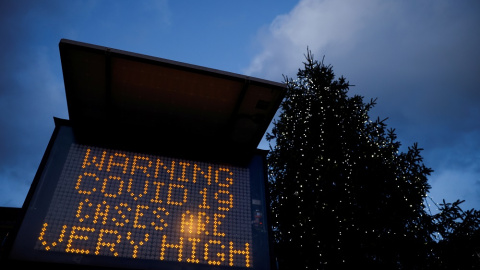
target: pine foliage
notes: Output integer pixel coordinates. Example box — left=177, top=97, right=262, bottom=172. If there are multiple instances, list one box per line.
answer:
left=267, top=51, right=435, bottom=269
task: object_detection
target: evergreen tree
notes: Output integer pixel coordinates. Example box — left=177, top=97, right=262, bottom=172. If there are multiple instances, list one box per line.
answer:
left=266, top=51, right=434, bottom=269
left=428, top=200, right=480, bottom=269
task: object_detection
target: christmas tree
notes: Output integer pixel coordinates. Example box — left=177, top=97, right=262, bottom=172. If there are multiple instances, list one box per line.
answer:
left=267, top=50, right=435, bottom=269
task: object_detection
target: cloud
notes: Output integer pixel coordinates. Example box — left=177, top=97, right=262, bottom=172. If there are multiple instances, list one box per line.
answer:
left=0, top=45, right=66, bottom=206
left=428, top=167, right=480, bottom=212
left=244, top=0, right=389, bottom=81
left=0, top=0, right=478, bottom=211
left=0, top=1, right=74, bottom=207
left=249, top=0, right=480, bottom=209
left=0, top=0, right=176, bottom=207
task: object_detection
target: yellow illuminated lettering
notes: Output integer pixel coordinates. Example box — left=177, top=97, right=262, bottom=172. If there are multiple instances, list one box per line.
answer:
left=154, top=159, right=175, bottom=180
left=134, top=204, right=149, bottom=229
left=112, top=203, right=130, bottom=226
left=181, top=210, right=194, bottom=234
left=36, top=144, right=254, bottom=265
left=101, top=175, right=123, bottom=198
left=177, top=162, right=190, bottom=182
left=107, top=152, right=129, bottom=174
left=215, top=189, right=233, bottom=211
left=181, top=211, right=210, bottom=235
left=37, top=223, right=67, bottom=251
left=187, top=237, right=200, bottom=263
left=75, top=172, right=99, bottom=195
left=126, top=231, right=149, bottom=258
left=131, top=155, right=152, bottom=177
left=167, top=183, right=188, bottom=206
left=193, top=164, right=211, bottom=185
left=196, top=212, right=209, bottom=235
left=160, top=235, right=183, bottom=262
left=151, top=181, right=165, bottom=203
left=66, top=226, right=95, bottom=254
left=229, top=242, right=250, bottom=267
left=215, top=167, right=233, bottom=187
left=76, top=198, right=94, bottom=223
left=95, top=229, right=121, bottom=256
left=213, top=213, right=226, bottom=237
left=93, top=201, right=110, bottom=225
left=127, top=177, right=148, bottom=201
left=82, top=148, right=106, bottom=171
left=151, top=207, right=169, bottom=230
left=198, top=188, right=211, bottom=209
left=205, top=240, right=225, bottom=265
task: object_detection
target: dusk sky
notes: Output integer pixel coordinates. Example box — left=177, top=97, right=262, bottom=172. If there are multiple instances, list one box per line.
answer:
left=1, top=0, right=479, bottom=213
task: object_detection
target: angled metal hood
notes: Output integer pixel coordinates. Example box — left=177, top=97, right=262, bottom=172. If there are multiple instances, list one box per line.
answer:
left=59, top=39, right=285, bottom=164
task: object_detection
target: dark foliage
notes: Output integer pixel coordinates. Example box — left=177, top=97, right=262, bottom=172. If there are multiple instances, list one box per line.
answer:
left=427, top=200, right=480, bottom=269
left=266, top=50, right=480, bottom=269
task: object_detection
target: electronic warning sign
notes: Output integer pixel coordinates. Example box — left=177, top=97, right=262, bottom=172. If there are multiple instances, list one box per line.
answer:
left=8, top=123, right=272, bottom=270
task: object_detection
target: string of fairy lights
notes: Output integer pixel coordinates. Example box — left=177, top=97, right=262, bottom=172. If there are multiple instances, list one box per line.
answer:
left=266, top=60, right=442, bottom=268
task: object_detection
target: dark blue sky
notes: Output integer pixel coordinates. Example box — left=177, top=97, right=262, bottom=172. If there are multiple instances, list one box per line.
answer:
left=1, top=0, right=479, bottom=212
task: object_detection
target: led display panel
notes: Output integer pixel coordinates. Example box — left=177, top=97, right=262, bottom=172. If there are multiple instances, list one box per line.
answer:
left=8, top=123, right=272, bottom=270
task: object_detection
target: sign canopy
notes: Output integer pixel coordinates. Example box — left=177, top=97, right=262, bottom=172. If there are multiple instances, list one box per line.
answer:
left=59, top=39, right=286, bottom=164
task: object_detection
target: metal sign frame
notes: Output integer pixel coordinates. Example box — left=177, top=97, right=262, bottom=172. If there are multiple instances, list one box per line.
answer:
left=6, top=119, right=274, bottom=270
